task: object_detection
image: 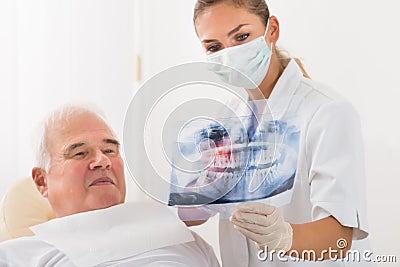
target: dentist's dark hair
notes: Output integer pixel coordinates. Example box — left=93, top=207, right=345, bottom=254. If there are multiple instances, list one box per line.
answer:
left=193, top=0, right=310, bottom=78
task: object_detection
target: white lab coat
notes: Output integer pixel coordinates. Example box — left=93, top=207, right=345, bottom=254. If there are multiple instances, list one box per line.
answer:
left=0, top=202, right=220, bottom=267
left=218, top=59, right=371, bottom=267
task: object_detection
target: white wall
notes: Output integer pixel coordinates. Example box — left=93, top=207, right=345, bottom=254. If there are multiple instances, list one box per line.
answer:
left=0, top=0, right=141, bottom=200
left=0, top=0, right=19, bottom=201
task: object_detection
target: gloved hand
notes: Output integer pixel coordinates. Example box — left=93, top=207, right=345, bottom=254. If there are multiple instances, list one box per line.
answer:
left=230, top=202, right=293, bottom=252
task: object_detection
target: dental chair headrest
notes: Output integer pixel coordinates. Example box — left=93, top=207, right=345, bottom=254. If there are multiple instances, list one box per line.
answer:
left=0, top=177, right=54, bottom=240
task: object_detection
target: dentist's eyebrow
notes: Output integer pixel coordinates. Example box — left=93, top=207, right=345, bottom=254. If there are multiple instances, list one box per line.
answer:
left=201, top=24, right=249, bottom=44
left=227, top=24, right=249, bottom=37
left=202, top=38, right=218, bottom=44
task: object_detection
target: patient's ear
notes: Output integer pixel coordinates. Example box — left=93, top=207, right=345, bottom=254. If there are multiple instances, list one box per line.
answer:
left=32, top=167, right=48, bottom=198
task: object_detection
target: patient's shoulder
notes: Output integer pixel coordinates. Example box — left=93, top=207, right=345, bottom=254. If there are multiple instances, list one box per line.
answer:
left=0, top=236, right=74, bottom=266
left=0, top=236, right=47, bottom=249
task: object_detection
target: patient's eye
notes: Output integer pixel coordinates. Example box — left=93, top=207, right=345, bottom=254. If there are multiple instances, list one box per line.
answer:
left=102, top=144, right=119, bottom=156
left=73, top=151, right=88, bottom=158
left=65, top=142, right=87, bottom=159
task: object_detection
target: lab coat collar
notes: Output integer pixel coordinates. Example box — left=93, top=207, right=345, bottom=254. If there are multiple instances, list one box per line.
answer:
left=267, top=59, right=303, bottom=120
left=31, top=202, right=194, bottom=267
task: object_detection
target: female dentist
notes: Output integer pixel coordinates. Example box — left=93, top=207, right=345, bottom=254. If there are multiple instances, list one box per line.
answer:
left=188, top=0, right=369, bottom=266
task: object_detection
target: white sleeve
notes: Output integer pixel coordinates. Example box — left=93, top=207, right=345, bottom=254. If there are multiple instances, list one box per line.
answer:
left=306, top=100, right=368, bottom=240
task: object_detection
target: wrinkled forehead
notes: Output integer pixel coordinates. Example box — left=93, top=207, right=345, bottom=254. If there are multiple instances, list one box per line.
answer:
left=46, top=112, right=116, bottom=154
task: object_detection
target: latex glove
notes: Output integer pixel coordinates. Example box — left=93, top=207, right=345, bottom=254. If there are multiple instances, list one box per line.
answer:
left=230, top=202, right=293, bottom=252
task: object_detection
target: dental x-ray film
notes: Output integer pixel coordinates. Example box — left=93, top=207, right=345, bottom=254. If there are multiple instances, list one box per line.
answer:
left=168, top=98, right=301, bottom=207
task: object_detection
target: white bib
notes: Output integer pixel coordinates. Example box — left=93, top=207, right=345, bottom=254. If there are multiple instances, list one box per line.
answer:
left=31, top=201, right=194, bottom=267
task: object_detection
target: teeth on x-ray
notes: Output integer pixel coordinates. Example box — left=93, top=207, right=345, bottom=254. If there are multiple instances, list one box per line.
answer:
left=168, top=118, right=300, bottom=206
left=203, top=144, right=279, bottom=173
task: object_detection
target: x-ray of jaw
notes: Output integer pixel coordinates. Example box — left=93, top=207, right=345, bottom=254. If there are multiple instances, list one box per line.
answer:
left=168, top=106, right=301, bottom=207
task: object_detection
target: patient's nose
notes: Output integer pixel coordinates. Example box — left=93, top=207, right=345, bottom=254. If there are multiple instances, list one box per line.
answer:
left=89, top=150, right=111, bottom=170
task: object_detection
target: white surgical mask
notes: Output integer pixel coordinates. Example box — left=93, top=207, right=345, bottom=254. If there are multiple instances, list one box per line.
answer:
left=207, top=23, right=272, bottom=89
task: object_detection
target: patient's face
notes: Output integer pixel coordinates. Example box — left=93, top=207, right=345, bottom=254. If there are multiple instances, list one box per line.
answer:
left=44, top=113, right=126, bottom=217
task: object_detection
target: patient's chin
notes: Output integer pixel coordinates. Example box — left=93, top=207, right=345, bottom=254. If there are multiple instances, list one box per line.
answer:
left=52, top=188, right=125, bottom=218
left=87, top=191, right=124, bottom=211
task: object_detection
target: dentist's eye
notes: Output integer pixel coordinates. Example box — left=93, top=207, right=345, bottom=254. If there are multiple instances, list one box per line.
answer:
left=236, top=33, right=250, bottom=42
left=207, top=44, right=222, bottom=53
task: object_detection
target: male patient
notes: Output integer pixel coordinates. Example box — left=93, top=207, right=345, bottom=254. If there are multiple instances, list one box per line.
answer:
left=0, top=105, right=219, bottom=267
